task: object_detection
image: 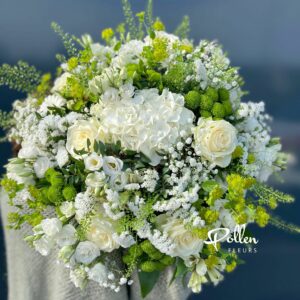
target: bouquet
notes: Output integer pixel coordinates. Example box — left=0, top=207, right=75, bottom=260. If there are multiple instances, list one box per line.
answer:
left=0, top=0, right=298, bottom=297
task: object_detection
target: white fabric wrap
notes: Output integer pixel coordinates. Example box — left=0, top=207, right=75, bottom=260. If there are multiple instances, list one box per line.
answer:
left=0, top=189, right=191, bottom=300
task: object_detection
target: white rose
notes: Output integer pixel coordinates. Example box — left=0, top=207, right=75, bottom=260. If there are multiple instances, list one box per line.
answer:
left=74, top=241, right=100, bottom=264
left=87, top=263, right=108, bottom=283
left=51, top=72, right=71, bottom=93
left=103, top=156, right=123, bottom=176
left=84, top=153, right=103, bottom=171
left=66, top=119, right=100, bottom=159
left=86, top=217, right=120, bottom=252
left=193, top=118, right=237, bottom=168
left=85, top=171, right=107, bottom=188
left=33, top=235, right=55, bottom=256
left=157, top=215, right=203, bottom=258
left=60, top=201, right=76, bottom=218
left=56, top=225, right=77, bottom=247
left=41, top=218, right=62, bottom=237
left=34, top=157, right=53, bottom=178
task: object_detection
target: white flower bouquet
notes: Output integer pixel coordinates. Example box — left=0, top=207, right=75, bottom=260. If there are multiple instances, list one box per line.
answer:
left=0, top=0, right=298, bottom=297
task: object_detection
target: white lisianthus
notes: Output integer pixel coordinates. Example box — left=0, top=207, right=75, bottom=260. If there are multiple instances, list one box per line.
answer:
left=33, top=236, right=55, bottom=256
left=102, top=87, right=120, bottom=103
left=86, top=216, right=120, bottom=252
left=74, top=241, right=100, bottom=264
left=87, top=263, right=108, bottom=283
left=193, top=118, right=238, bottom=168
left=41, top=218, right=63, bottom=237
left=109, top=172, right=127, bottom=191
left=102, top=156, right=123, bottom=176
left=85, top=171, right=107, bottom=188
left=51, top=72, right=72, bottom=93
left=84, top=152, right=103, bottom=171
left=157, top=215, right=203, bottom=258
left=66, top=119, right=100, bottom=159
left=33, top=157, right=53, bottom=178
left=56, top=225, right=77, bottom=247
left=5, top=158, right=34, bottom=185
left=60, top=201, right=76, bottom=218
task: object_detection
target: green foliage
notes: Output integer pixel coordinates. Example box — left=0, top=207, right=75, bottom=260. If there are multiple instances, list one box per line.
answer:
left=34, top=73, right=52, bottom=104
left=1, top=177, right=23, bottom=200
left=251, top=182, right=294, bottom=207
left=174, top=15, right=190, bottom=39
left=145, top=0, right=153, bottom=27
left=121, top=0, right=138, bottom=39
left=138, top=270, right=160, bottom=298
left=51, top=22, right=79, bottom=57
left=269, top=215, right=300, bottom=234
left=0, top=61, right=41, bottom=93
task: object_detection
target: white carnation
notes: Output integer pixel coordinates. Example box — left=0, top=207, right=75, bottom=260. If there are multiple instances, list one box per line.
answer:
left=87, top=263, right=108, bottom=283
left=74, top=241, right=100, bottom=264
left=33, top=156, right=53, bottom=178
left=56, top=225, right=77, bottom=247
left=41, top=218, right=62, bottom=237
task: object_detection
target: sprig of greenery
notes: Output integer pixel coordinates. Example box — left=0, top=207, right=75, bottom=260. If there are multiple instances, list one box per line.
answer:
left=251, top=182, right=294, bottom=205
left=145, top=0, right=153, bottom=27
left=174, top=15, right=190, bottom=39
left=51, top=22, right=79, bottom=58
left=121, top=0, right=138, bottom=39
left=0, top=110, right=14, bottom=130
left=269, top=215, right=300, bottom=234
left=0, top=61, right=41, bottom=93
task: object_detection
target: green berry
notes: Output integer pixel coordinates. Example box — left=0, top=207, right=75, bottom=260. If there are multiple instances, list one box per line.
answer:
left=47, top=186, right=63, bottom=204
left=218, top=88, right=230, bottom=102
left=50, top=172, right=64, bottom=188
left=62, top=185, right=77, bottom=201
left=122, top=254, right=132, bottom=265
left=140, top=261, right=165, bottom=272
left=206, top=87, right=219, bottom=102
left=184, top=91, right=201, bottom=110
left=212, top=102, right=225, bottom=118
left=160, top=255, right=175, bottom=266
left=140, top=240, right=164, bottom=259
left=128, top=244, right=143, bottom=257
left=199, top=94, right=214, bottom=110
left=45, top=168, right=57, bottom=182
left=223, top=100, right=233, bottom=115
left=200, top=110, right=212, bottom=118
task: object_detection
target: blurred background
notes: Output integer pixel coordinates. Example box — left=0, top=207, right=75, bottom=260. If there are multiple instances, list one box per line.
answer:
left=0, top=0, right=299, bottom=299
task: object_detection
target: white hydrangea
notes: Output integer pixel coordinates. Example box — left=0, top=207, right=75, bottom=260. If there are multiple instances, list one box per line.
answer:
left=95, top=88, right=194, bottom=165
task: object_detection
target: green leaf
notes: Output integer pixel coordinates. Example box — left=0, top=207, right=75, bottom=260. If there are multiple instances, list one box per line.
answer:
left=138, top=270, right=160, bottom=298
left=201, top=180, right=219, bottom=192
left=169, top=258, right=188, bottom=286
